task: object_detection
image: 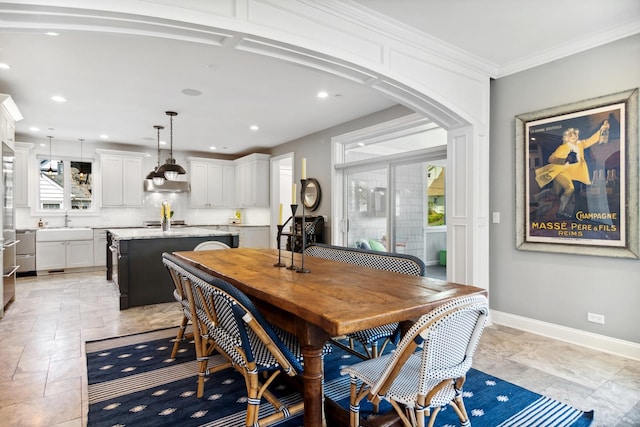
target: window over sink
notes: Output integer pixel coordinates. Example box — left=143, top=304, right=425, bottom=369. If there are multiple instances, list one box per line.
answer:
left=39, top=157, right=94, bottom=211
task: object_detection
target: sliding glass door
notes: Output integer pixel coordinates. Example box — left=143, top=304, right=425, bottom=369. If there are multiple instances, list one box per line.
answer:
left=334, top=115, right=448, bottom=268
left=342, top=158, right=446, bottom=267
left=345, top=166, right=388, bottom=250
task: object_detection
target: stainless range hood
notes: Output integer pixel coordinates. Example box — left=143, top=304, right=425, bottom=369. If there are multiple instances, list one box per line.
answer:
left=143, top=179, right=190, bottom=193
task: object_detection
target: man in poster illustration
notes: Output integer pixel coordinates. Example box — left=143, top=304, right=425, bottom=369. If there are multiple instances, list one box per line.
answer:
left=527, top=107, right=623, bottom=245
left=533, top=120, right=609, bottom=218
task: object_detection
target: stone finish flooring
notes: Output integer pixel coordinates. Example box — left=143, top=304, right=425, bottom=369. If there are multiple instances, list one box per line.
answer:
left=0, top=271, right=638, bottom=426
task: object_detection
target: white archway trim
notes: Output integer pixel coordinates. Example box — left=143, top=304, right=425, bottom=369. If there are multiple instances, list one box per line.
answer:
left=2, top=0, right=491, bottom=291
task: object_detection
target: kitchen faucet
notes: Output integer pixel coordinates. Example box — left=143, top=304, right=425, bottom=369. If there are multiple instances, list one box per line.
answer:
left=64, top=211, right=70, bottom=228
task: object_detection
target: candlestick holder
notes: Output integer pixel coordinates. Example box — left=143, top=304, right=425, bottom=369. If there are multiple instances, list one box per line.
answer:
left=287, top=204, right=298, bottom=270
left=274, top=215, right=292, bottom=267
left=297, top=179, right=310, bottom=273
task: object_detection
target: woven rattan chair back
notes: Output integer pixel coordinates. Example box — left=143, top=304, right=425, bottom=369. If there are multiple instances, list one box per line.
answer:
left=341, top=294, right=489, bottom=427
left=304, top=243, right=425, bottom=276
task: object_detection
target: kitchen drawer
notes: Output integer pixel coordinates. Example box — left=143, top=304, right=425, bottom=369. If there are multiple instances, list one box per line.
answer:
left=17, top=254, right=36, bottom=272
left=16, top=230, right=36, bottom=255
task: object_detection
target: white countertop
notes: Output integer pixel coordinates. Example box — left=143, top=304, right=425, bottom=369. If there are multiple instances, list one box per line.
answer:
left=108, top=227, right=238, bottom=241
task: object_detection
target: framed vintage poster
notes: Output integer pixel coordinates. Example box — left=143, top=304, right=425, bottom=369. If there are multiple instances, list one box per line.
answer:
left=515, top=88, right=639, bottom=258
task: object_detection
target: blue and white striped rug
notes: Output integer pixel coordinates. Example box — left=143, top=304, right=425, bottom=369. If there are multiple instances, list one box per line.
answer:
left=86, top=328, right=594, bottom=427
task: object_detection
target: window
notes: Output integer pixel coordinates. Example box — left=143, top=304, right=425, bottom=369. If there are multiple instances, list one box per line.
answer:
left=39, top=158, right=93, bottom=211
left=427, top=165, right=446, bottom=226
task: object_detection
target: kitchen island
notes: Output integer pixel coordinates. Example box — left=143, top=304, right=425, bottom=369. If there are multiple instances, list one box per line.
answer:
left=107, top=227, right=239, bottom=309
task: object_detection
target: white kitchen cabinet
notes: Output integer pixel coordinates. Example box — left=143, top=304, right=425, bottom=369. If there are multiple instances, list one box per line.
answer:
left=13, top=144, right=31, bottom=207
left=98, top=149, right=145, bottom=207
left=36, top=240, right=94, bottom=271
left=0, top=94, right=18, bottom=145
left=224, top=226, right=270, bottom=248
left=234, top=153, right=270, bottom=207
left=93, top=229, right=107, bottom=267
left=36, top=228, right=95, bottom=272
left=66, top=240, right=95, bottom=268
left=188, top=158, right=235, bottom=208
left=36, top=241, right=66, bottom=270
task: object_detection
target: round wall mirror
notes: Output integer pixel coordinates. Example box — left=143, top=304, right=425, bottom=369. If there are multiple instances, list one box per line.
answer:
left=303, top=178, right=321, bottom=211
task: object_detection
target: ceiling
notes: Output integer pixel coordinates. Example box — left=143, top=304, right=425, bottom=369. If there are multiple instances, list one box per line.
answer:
left=1, top=1, right=638, bottom=156
left=355, top=0, right=640, bottom=74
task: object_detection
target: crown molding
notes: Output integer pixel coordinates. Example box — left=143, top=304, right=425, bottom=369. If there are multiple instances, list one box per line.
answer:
left=301, top=0, right=498, bottom=78
left=493, top=18, right=640, bottom=78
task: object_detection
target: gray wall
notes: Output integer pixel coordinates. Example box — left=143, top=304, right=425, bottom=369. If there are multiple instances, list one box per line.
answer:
left=490, top=34, right=640, bottom=343
left=271, top=105, right=414, bottom=242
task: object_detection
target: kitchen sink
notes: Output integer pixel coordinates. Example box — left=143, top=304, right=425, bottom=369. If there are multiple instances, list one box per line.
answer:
left=36, top=227, right=93, bottom=241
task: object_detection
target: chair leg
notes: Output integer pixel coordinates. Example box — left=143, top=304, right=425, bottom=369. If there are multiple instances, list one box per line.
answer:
left=450, top=393, right=470, bottom=427
left=171, top=315, right=189, bottom=358
left=451, top=377, right=470, bottom=426
left=196, top=356, right=209, bottom=398
left=245, top=370, right=261, bottom=427
left=426, top=406, right=441, bottom=427
left=348, top=378, right=360, bottom=427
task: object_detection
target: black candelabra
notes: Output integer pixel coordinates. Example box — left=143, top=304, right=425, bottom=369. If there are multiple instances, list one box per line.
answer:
left=286, top=204, right=298, bottom=270
left=273, top=214, right=293, bottom=267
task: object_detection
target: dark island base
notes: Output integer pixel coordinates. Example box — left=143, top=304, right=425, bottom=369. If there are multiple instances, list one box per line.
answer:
left=109, top=234, right=238, bottom=310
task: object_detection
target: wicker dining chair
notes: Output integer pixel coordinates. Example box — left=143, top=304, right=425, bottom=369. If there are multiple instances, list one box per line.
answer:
left=164, top=241, right=231, bottom=358
left=165, top=257, right=195, bottom=359
left=162, top=252, right=329, bottom=427
left=304, top=243, right=426, bottom=359
left=341, top=294, right=489, bottom=427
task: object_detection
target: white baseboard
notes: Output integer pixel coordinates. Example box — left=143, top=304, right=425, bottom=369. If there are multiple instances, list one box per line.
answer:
left=490, top=310, right=640, bottom=361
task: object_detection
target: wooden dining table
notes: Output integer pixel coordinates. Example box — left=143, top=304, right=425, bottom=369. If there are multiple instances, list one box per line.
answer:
left=174, top=248, right=486, bottom=427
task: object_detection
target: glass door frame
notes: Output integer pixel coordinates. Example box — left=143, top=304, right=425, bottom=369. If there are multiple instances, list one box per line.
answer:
left=335, top=147, right=447, bottom=250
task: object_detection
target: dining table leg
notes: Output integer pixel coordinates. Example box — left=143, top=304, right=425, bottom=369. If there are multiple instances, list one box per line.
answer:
left=297, top=321, right=330, bottom=427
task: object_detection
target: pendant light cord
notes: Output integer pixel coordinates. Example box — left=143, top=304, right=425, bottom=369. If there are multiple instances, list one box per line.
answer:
left=155, top=125, right=163, bottom=167
left=47, top=136, right=53, bottom=175
left=169, top=113, right=174, bottom=159
left=78, top=139, right=85, bottom=181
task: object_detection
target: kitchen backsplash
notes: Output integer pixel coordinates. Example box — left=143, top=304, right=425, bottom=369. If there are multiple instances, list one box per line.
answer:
left=16, top=191, right=270, bottom=229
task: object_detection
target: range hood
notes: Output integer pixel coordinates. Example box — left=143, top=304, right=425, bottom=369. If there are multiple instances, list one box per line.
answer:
left=144, top=179, right=191, bottom=193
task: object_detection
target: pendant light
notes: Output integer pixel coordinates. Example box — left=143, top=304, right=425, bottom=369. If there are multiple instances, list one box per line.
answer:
left=46, top=136, right=54, bottom=176
left=78, top=139, right=85, bottom=182
left=145, top=125, right=166, bottom=185
left=157, top=111, right=186, bottom=181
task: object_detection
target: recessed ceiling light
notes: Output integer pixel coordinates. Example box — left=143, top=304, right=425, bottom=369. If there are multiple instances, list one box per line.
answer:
left=51, top=95, right=66, bottom=103
left=209, top=146, right=216, bottom=150
left=357, top=142, right=365, bottom=147
left=160, top=140, right=167, bottom=145
left=40, top=143, right=46, bottom=147
left=181, top=88, right=202, bottom=96
left=250, top=125, right=259, bottom=131
left=30, top=126, right=40, bottom=132
left=100, top=134, right=109, bottom=139
left=0, top=63, right=11, bottom=70
left=45, top=32, right=59, bottom=36
left=317, top=91, right=329, bottom=98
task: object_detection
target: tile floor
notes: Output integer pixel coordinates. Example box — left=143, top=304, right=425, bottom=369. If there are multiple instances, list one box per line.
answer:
left=0, top=270, right=638, bottom=426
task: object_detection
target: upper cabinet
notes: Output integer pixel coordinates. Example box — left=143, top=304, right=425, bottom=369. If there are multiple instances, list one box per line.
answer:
left=0, top=94, right=21, bottom=146
left=234, top=153, right=270, bottom=207
left=188, top=158, right=235, bottom=208
left=97, top=149, right=145, bottom=207
left=13, top=143, right=32, bottom=207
